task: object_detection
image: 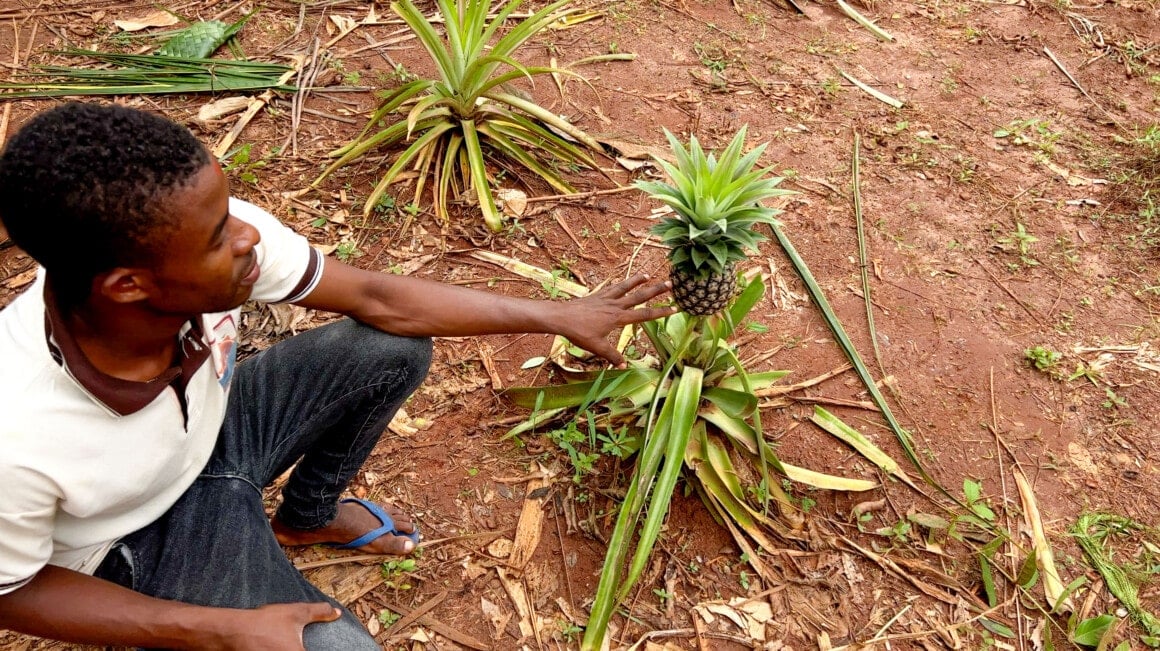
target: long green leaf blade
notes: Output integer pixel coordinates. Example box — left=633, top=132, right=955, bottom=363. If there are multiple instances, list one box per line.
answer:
left=615, top=367, right=704, bottom=602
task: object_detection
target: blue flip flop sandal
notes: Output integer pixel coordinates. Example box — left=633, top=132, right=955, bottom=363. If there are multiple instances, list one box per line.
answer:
left=329, top=497, right=420, bottom=551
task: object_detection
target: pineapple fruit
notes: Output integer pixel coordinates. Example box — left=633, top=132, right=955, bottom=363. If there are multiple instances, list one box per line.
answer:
left=636, top=126, right=791, bottom=315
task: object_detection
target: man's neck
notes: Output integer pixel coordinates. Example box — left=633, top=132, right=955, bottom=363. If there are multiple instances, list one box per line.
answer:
left=58, top=296, right=189, bottom=383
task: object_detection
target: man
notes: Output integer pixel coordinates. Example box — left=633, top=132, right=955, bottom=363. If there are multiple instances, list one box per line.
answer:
left=0, top=102, right=674, bottom=649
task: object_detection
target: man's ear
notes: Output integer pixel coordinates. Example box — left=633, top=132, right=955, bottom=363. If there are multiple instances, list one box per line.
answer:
left=95, top=268, right=155, bottom=304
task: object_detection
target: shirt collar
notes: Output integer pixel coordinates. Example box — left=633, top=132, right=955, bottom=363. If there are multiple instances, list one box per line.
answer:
left=42, top=283, right=212, bottom=416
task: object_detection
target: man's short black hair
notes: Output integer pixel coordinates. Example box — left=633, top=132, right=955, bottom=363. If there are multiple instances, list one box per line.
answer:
left=0, top=102, right=211, bottom=306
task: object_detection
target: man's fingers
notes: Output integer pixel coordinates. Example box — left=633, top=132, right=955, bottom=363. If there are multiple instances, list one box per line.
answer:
left=623, top=305, right=680, bottom=324
left=621, top=281, right=672, bottom=307
left=604, top=273, right=652, bottom=296
left=303, top=603, right=343, bottom=624
left=580, top=338, right=624, bottom=367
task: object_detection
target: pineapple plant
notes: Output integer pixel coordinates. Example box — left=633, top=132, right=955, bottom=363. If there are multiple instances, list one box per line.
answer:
left=635, top=126, right=791, bottom=315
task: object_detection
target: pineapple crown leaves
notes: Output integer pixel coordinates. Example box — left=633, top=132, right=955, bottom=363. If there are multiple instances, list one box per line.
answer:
left=635, top=126, right=793, bottom=278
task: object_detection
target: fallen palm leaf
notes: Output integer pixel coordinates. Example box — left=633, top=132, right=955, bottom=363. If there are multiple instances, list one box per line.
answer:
left=781, top=462, right=878, bottom=491
left=568, top=53, right=637, bottom=66
left=468, top=251, right=590, bottom=297
left=548, top=9, right=603, bottom=28
left=836, top=0, right=894, bottom=42
left=839, top=69, right=904, bottom=109
left=753, top=364, right=849, bottom=397
left=852, top=132, right=888, bottom=379
left=771, top=223, right=954, bottom=501
left=1014, top=468, right=1072, bottom=612
left=0, top=51, right=294, bottom=98
left=811, top=406, right=916, bottom=490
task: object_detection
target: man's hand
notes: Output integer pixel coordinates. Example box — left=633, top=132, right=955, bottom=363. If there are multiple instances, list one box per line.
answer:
left=555, top=274, right=678, bottom=367
left=212, top=603, right=341, bottom=651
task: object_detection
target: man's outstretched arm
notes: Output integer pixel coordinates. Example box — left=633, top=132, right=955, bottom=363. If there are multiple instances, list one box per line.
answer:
left=0, top=566, right=340, bottom=650
left=295, top=262, right=677, bottom=367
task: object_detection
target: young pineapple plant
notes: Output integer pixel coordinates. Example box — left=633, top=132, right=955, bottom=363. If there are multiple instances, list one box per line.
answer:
left=635, top=126, right=791, bottom=315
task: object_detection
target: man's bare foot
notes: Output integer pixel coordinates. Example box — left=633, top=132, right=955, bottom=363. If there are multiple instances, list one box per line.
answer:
left=272, top=500, right=418, bottom=555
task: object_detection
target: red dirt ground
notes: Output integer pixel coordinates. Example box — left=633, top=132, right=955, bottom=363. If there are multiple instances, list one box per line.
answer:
left=1, top=0, right=1158, bottom=648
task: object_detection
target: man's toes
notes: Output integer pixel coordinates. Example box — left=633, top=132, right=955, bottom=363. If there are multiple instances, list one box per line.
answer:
left=365, top=533, right=415, bottom=555
left=383, top=505, right=414, bottom=533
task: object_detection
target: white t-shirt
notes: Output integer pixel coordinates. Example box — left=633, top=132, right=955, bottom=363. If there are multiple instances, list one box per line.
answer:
left=0, top=198, right=323, bottom=594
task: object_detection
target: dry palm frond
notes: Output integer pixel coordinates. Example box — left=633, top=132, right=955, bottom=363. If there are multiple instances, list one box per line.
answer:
left=0, top=50, right=294, bottom=98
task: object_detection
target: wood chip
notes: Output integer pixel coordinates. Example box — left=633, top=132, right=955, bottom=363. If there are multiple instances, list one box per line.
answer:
left=114, top=10, right=179, bottom=31
left=381, top=590, right=446, bottom=644
left=478, top=343, right=504, bottom=391
left=304, top=564, right=383, bottom=605
left=497, top=567, right=535, bottom=641
left=3, top=267, right=37, bottom=290
left=509, top=467, right=553, bottom=569
left=378, top=598, right=492, bottom=650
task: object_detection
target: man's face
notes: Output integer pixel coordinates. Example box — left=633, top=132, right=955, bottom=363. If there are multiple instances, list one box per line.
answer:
left=143, top=162, right=261, bottom=316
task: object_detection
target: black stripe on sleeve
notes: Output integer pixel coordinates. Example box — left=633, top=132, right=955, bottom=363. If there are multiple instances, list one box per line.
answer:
left=279, top=247, right=324, bottom=304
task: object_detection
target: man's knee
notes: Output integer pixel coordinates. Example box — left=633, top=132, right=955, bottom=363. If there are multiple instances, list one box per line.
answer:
left=311, top=319, right=432, bottom=383
left=339, top=320, right=432, bottom=387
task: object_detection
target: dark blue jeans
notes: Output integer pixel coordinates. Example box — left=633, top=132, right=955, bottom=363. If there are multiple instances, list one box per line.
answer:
left=94, top=319, right=432, bottom=650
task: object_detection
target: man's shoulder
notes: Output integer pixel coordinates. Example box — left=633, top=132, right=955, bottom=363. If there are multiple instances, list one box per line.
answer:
left=0, top=277, right=78, bottom=423
left=0, top=277, right=48, bottom=369
left=229, top=197, right=285, bottom=233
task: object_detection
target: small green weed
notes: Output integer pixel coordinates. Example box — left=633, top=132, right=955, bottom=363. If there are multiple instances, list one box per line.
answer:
left=387, top=62, right=415, bottom=84
left=335, top=241, right=363, bottom=262
left=329, top=58, right=361, bottom=85
left=222, top=143, right=275, bottom=185
left=994, top=119, right=1063, bottom=156
left=962, top=478, right=997, bottom=523
left=1116, top=40, right=1158, bottom=77
left=549, top=421, right=601, bottom=482
left=1102, top=387, right=1128, bottom=410
left=1108, top=126, right=1160, bottom=243
left=997, top=222, right=1039, bottom=265
left=559, top=622, right=584, bottom=643
left=373, top=194, right=397, bottom=216
left=380, top=558, right=417, bottom=589
left=378, top=609, right=400, bottom=626
left=875, top=519, right=911, bottom=544
left=540, top=268, right=572, bottom=299
left=1025, top=346, right=1062, bottom=373
left=954, top=155, right=977, bottom=183
left=1070, top=513, right=1160, bottom=644
left=692, top=41, right=728, bottom=74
